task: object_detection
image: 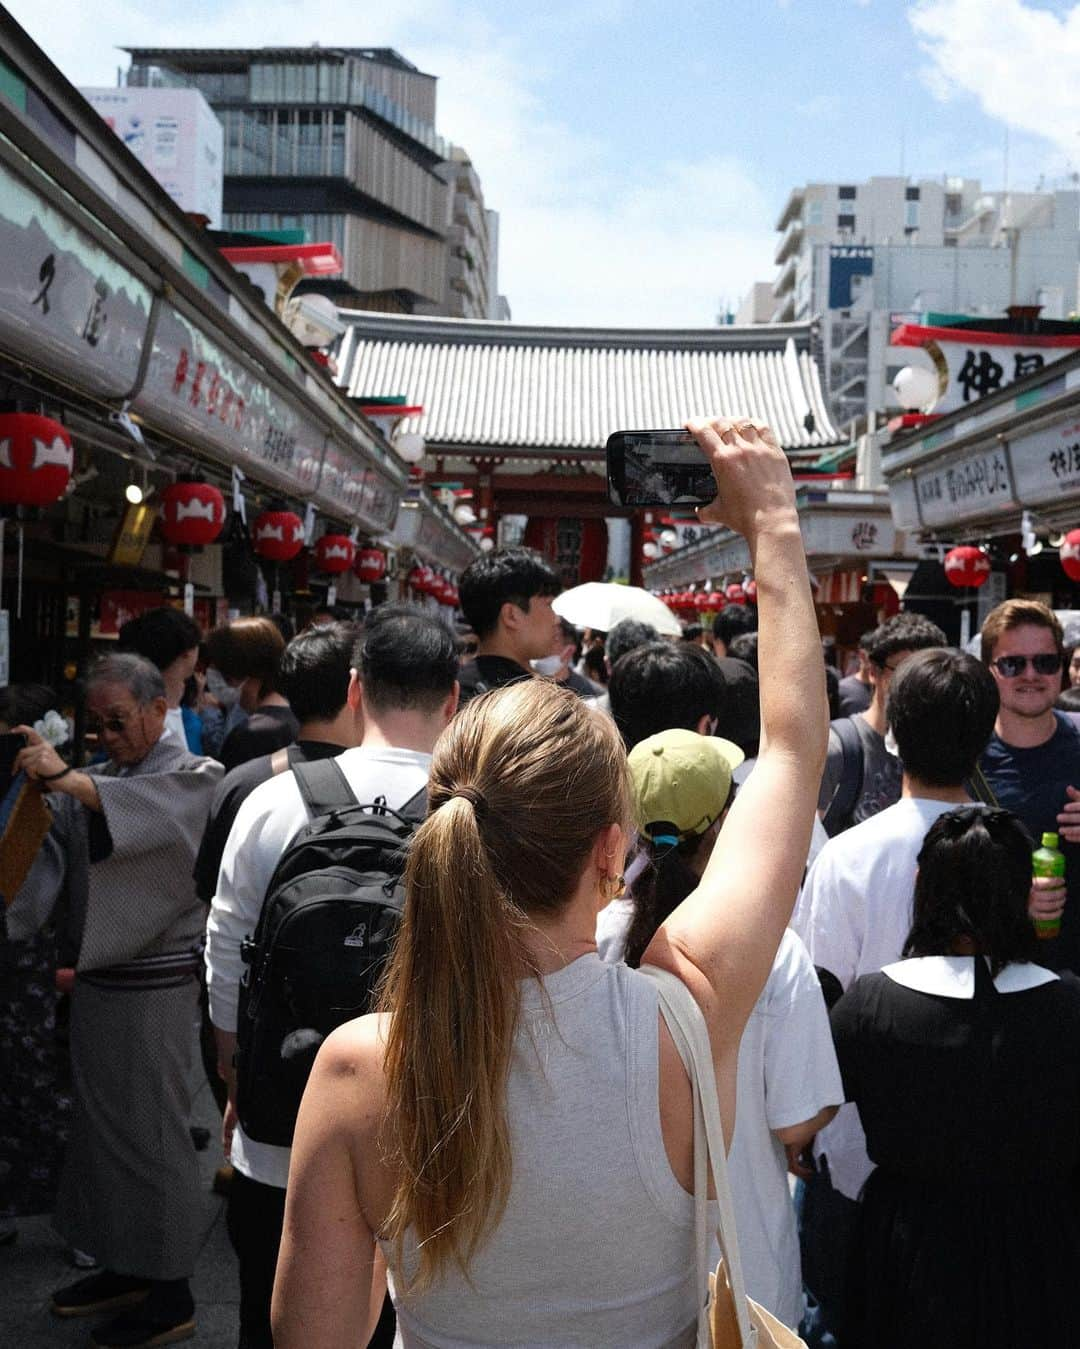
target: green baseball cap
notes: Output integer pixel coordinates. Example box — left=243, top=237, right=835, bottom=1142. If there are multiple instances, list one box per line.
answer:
left=627, top=728, right=745, bottom=842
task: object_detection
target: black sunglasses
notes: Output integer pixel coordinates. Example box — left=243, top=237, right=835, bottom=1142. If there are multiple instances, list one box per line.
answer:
left=991, top=653, right=1062, bottom=678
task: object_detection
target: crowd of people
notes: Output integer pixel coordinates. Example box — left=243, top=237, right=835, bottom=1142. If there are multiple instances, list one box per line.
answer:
left=2, top=415, right=1080, bottom=1348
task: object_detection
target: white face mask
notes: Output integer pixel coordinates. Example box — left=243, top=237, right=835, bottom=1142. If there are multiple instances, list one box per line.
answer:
left=530, top=654, right=564, bottom=677
left=884, top=727, right=900, bottom=758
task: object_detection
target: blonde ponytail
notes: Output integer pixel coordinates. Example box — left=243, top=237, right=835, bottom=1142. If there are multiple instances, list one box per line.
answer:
left=378, top=680, right=628, bottom=1292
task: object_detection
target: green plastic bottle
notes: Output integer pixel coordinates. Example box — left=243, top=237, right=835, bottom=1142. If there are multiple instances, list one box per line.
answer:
left=1032, top=832, right=1066, bottom=939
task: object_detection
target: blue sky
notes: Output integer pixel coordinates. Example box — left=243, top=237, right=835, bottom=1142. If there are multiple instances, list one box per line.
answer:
left=9, top=0, right=1080, bottom=325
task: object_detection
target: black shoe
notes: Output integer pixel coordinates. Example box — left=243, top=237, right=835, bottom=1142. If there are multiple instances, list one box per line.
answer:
left=52, top=1271, right=151, bottom=1318
left=90, top=1309, right=196, bottom=1348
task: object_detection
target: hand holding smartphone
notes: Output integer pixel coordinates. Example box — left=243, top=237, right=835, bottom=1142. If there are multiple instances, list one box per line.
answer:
left=606, top=429, right=719, bottom=508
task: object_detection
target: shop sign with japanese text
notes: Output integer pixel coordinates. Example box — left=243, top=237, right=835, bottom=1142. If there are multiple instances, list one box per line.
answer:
left=316, top=438, right=399, bottom=533
left=801, top=512, right=900, bottom=558
left=912, top=446, right=1016, bottom=527
left=1009, top=416, right=1080, bottom=505
left=890, top=323, right=1080, bottom=417
left=0, top=158, right=153, bottom=397
left=133, top=301, right=322, bottom=497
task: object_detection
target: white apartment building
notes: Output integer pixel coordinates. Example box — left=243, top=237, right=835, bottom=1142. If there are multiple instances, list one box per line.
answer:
left=763, top=176, right=1080, bottom=430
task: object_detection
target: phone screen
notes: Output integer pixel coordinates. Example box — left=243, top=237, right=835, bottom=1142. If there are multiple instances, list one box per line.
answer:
left=606, top=430, right=718, bottom=508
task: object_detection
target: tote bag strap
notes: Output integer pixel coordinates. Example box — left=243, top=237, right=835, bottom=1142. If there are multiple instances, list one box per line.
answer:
left=640, top=964, right=756, bottom=1349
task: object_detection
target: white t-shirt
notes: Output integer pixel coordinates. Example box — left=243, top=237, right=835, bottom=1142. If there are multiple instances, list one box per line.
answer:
left=205, top=744, right=432, bottom=1188
left=726, top=929, right=842, bottom=1329
left=596, top=914, right=841, bottom=1327
left=791, top=794, right=967, bottom=1200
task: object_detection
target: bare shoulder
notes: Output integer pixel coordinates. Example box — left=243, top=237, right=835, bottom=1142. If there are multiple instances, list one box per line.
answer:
left=310, top=1014, right=388, bottom=1127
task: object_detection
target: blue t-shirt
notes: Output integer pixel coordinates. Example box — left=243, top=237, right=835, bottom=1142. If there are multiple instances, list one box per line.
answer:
left=981, top=712, right=1080, bottom=973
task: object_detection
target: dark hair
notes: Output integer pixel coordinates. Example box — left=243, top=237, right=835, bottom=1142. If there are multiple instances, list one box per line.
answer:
left=583, top=647, right=607, bottom=684
left=728, top=631, right=758, bottom=672
left=0, top=682, right=56, bottom=728
left=458, top=548, right=560, bottom=639
left=711, top=603, right=757, bottom=649
left=556, top=616, right=581, bottom=658
left=903, top=808, right=1037, bottom=976
left=269, top=612, right=296, bottom=644
left=606, top=619, right=659, bottom=668
left=1056, top=685, right=1080, bottom=712
left=277, top=621, right=361, bottom=724
left=358, top=606, right=458, bottom=714
left=858, top=629, right=876, bottom=651
left=682, top=623, right=703, bottom=643
left=623, top=835, right=708, bottom=968
left=118, top=607, right=202, bottom=672
left=609, top=641, right=724, bottom=750
left=865, top=613, right=947, bottom=667
left=204, top=616, right=285, bottom=698
left=887, top=648, right=998, bottom=786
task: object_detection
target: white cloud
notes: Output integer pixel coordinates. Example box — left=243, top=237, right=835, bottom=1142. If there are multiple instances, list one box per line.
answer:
left=910, top=0, right=1080, bottom=160
left=5, top=0, right=775, bottom=325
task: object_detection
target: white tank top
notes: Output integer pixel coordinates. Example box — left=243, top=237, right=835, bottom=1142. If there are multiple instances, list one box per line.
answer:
left=383, top=953, right=701, bottom=1348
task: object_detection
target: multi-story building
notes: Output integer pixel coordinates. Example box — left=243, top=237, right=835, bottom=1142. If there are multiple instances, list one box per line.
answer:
left=754, top=176, right=1080, bottom=430
left=122, top=45, right=502, bottom=317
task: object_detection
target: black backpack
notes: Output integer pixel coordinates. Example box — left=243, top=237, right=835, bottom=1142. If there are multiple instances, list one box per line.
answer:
left=235, top=757, right=427, bottom=1147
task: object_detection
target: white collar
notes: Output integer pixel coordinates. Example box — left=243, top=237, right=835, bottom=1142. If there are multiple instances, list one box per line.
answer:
left=881, top=956, right=1059, bottom=999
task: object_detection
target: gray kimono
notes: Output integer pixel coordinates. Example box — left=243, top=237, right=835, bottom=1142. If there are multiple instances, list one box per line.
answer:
left=12, top=733, right=221, bottom=1279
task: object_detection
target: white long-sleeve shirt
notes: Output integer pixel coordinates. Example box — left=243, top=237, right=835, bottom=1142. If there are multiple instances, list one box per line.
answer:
left=205, top=744, right=431, bottom=1187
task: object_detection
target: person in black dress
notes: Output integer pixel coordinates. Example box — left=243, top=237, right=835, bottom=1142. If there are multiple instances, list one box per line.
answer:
left=830, top=807, right=1080, bottom=1349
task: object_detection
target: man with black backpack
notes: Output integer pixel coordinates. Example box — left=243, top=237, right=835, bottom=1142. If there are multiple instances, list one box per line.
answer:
left=205, top=608, right=458, bottom=1349
left=817, top=613, right=946, bottom=837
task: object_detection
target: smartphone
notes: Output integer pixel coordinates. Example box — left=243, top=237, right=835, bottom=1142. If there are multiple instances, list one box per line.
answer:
left=606, top=430, right=718, bottom=508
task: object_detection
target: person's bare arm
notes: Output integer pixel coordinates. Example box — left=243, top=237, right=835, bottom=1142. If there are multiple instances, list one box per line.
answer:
left=272, top=1017, right=385, bottom=1349
left=643, top=418, right=828, bottom=1130
left=774, top=1104, right=838, bottom=1152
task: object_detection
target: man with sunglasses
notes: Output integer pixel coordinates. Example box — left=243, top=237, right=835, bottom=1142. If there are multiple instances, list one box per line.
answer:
left=980, top=599, right=1080, bottom=973
left=8, top=653, right=222, bottom=1348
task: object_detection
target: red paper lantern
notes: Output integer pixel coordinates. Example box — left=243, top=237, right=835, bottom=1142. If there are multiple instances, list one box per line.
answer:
left=702, top=591, right=726, bottom=613
left=943, top=545, right=991, bottom=589
left=160, top=479, right=225, bottom=547
left=354, top=547, right=386, bottom=583
left=0, top=412, right=73, bottom=506
left=1060, top=530, right=1080, bottom=583
left=744, top=579, right=758, bottom=604
left=725, top=583, right=747, bottom=605
left=314, top=533, right=355, bottom=574
left=252, top=509, right=304, bottom=562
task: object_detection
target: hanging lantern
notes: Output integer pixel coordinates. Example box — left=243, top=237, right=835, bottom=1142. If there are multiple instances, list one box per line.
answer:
left=744, top=579, right=758, bottom=604
left=642, top=541, right=661, bottom=560
left=314, top=533, right=355, bottom=574
left=407, top=564, right=432, bottom=594
left=0, top=412, right=73, bottom=506
left=1060, top=530, right=1080, bottom=582
left=725, top=583, right=746, bottom=605
left=354, top=547, right=386, bottom=583
left=252, top=509, right=304, bottom=562
left=943, top=545, right=991, bottom=588
left=160, top=479, right=225, bottom=547
left=702, top=591, right=726, bottom=613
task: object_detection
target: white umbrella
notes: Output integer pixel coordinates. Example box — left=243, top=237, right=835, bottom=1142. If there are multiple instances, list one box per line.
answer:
left=553, top=582, right=682, bottom=638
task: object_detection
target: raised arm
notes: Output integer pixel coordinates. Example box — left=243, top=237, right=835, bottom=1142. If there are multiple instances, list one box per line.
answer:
left=644, top=418, right=827, bottom=1069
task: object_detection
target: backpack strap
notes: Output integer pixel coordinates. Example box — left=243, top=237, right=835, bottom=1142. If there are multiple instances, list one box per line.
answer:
left=822, top=716, right=864, bottom=837
left=291, top=756, right=358, bottom=818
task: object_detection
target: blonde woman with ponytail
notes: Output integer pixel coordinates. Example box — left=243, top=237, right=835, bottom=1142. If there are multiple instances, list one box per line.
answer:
left=272, top=418, right=828, bottom=1347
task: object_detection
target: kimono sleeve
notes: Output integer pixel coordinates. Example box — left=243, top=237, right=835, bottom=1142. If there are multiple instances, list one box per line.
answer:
left=5, top=791, right=76, bottom=942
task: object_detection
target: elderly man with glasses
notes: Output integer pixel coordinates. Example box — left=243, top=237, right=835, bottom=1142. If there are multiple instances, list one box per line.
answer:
left=980, top=599, right=1080, bottom=974
left=9, top=652, right=221, bottom=1349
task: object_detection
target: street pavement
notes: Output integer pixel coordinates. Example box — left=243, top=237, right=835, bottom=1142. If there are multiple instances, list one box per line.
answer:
left=0, top=1068, right=240, bottom=1348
